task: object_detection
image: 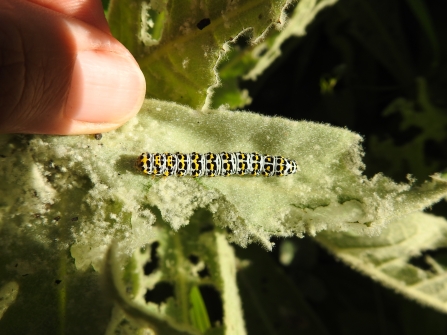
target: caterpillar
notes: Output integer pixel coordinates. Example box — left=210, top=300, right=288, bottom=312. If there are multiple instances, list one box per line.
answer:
left=137, top=152, right=297, bottom=177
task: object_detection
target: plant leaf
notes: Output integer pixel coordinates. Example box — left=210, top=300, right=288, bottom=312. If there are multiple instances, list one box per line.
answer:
left=211, top=0, right=341, bottom=109
left=108, top=0, right=294, bottom=109
left=108, top=0, right=143, bottom=54
left=103, top=243, right=202, bottom=335
left=0, top=282, right=19, bottom=320
left=369, top=78, right=447, bottom=180
left=189, top=286, right=211, bottom=333
left=315, top=211, right=447, bottom=314
left=2, top=99, right=446, bottom=267
left=244, top=0, right=339, bottom=81
left=2, top=100, right=447, bottom=330
left=105, top=211, right=246, bottom=335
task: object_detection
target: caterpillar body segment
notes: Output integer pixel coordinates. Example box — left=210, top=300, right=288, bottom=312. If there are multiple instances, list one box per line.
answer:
left=137, top=152, right=297, bottom=177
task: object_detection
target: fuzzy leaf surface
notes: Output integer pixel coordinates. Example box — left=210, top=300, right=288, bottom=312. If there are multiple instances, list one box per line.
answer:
left=316, top=212, right=447, bottom=314
left=1, top=100, right=447, bottom=331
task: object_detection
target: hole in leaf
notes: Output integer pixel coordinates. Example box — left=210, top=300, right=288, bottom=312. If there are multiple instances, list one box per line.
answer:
left=200, top=224, right=214, bottom=233
left=189, top=254, right=200, bottom=264
left=198, top=266, right=210, bottom=279
left=409, top=248, right=447, bottom=271
left=198, top=285, right=223, bottom=326
left=144, top=281, right=174, bottom=304
left=409, top=255, right=433, bottom=271
left=143, top=241, right=160, bottom=275
left=424, top=139, right=447, bottom=169
left=196, top=18, right=211, bottom=30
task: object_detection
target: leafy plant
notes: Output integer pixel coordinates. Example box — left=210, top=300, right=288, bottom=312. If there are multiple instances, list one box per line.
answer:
left=2, top=0, right=447, bottom=334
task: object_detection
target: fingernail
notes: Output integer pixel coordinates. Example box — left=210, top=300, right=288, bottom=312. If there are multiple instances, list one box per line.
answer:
left=65, top=50, right=145, bottom=123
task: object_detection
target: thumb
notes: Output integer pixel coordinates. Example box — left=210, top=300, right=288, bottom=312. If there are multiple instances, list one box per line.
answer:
left=0, top=0, right=146, bottom=134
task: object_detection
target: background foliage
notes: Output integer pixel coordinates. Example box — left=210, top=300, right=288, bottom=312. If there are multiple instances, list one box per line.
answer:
left=235, top=0, right=447, bottom=333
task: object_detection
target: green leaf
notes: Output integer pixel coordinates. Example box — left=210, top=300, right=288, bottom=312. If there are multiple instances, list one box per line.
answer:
left=315, top=211, right=447, bottom=314
left=211, top=45, right=256, bottom=110
left=108, top=0, right=143, bottom=54
left=108, top=0, right=294, bottom=109
left=2, top=100, right=447, bottom=331
left=1, top=100, right=447, bottom=263
left=105, top=210, right=246, bottom=335
left=212, top=0, right=340, bottom=109
left=189, top=286, right=211, bottom=333
left=368, top=77, right=447, bottom=180
left=103, top=243, right=202, bottom=335
left=244, top=0, right=339, bottom=81
left=0, top=282, right=19, bottom=320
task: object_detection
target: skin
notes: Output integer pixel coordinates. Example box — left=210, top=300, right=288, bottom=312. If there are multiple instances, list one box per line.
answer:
left=0, top=0, right=146, bottom=134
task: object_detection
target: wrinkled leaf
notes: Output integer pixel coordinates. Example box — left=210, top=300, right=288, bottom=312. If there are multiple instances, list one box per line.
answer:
left=316, top=211, right=447, bottom=314
left=108, top=0, right=294, bottom=109
left=1, top=99, right=446, bottom=269
left=212, top=0, right=339, bottom=109
left=1, top=99, right=447, bottom=331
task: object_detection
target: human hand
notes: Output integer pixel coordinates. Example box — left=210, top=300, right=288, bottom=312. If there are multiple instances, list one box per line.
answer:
left=0, top=0, right=146, bottom=134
